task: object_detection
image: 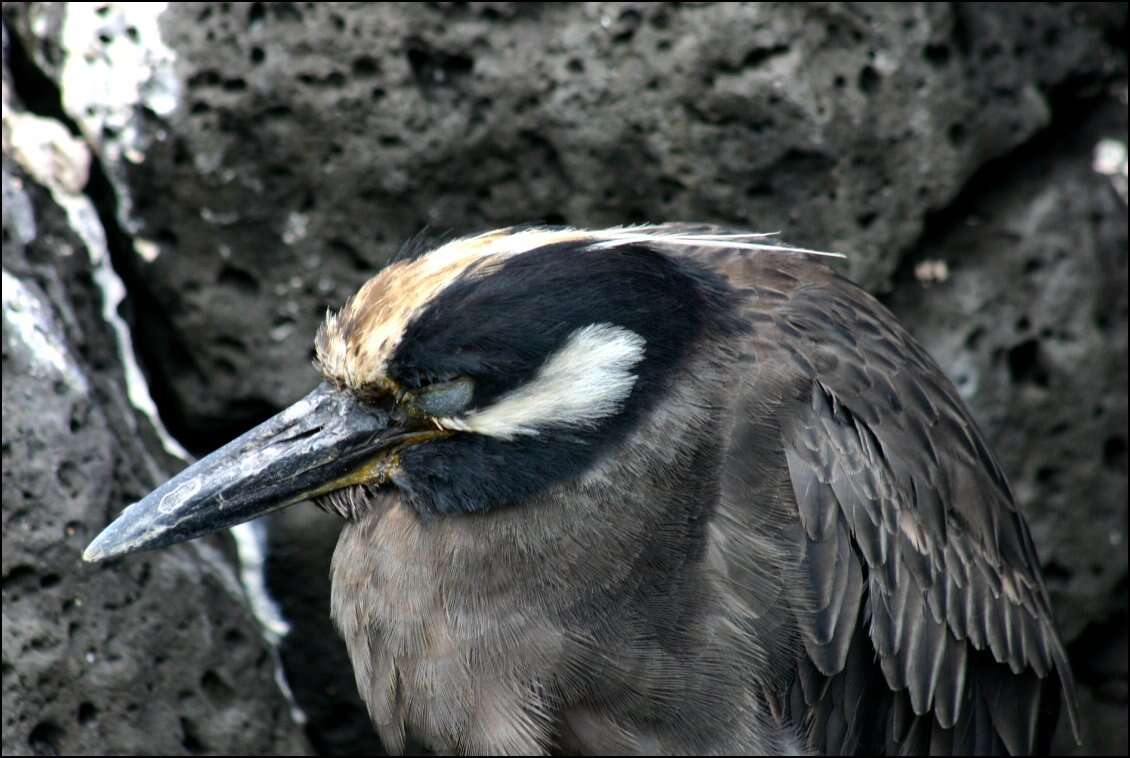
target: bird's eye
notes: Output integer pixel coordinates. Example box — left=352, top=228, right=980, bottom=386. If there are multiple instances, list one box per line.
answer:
left=403, top=376, right=475, bottom=417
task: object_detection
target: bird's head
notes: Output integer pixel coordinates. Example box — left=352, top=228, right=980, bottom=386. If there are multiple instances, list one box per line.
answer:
left=83, top=225, right=769, bottom=562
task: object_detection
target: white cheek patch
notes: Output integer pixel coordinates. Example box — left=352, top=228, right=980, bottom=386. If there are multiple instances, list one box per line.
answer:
left=438, top=324, right=646, bottom=440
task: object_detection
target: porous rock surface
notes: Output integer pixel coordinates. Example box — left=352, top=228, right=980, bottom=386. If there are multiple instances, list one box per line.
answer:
left=2, top=28, right=310, bottom=756
left=2, top=3, right=1125, bottom=755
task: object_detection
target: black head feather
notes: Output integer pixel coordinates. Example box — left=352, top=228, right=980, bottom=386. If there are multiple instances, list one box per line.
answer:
left=384, top=240, right=737, bottom=515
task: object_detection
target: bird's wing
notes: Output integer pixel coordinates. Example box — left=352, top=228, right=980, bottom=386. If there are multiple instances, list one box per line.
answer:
left=626, top=225, right=1077, bottom=752
left=767, top=276, right=1079, bottom=754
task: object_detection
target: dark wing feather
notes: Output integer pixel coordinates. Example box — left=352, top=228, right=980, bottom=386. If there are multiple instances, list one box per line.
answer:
left=770, top=277, right=1078, bottom=755
left=651, top=226, right=1076, bottom=754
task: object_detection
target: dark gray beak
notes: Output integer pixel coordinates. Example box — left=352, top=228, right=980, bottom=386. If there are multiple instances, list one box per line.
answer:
left=84, top=382, right=405, bottom=562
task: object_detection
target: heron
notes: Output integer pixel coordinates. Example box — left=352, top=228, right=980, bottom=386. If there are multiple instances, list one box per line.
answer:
left=86, top=224, right=1078, bottom=754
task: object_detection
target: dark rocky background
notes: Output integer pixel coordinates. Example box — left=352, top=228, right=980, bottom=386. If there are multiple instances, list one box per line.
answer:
left=2, top=2, right=1125, bottom=755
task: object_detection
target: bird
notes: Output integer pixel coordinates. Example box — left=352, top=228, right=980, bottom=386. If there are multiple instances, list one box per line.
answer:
left=85, top=223, right=1079, bottom=755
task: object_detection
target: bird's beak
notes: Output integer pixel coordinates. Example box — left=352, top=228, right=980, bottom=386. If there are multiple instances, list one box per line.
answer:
left=84, top=381, right=421, bottom=562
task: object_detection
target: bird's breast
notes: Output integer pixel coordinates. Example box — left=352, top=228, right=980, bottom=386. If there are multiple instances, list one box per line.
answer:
left=329, top=501, right=565, bottom=755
